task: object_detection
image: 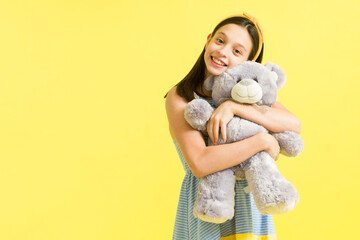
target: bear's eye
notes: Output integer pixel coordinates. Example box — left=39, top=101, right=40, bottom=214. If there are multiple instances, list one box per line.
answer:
left=237, top=78, right=258, bottom=83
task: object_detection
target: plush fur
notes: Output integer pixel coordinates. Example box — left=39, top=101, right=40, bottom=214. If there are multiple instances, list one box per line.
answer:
left=184, top=61, right=304, bottom=223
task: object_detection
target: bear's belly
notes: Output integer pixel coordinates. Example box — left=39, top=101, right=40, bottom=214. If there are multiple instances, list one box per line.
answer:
left=226, top=116, right=267, bottom=143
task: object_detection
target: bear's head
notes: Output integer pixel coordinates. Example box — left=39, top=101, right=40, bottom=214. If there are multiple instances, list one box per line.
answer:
left=204, top=61, right=286, bottom=107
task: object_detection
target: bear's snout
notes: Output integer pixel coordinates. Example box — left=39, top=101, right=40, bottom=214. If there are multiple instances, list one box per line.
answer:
left=231, top=78, right=262, bottom=104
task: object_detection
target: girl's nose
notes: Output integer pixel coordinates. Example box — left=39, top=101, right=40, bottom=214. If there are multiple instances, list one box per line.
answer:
left=217, top=45, right=231, bottom=57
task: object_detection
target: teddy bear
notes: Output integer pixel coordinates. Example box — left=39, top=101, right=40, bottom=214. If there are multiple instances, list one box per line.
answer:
left=184, top=61, right=304, bottom=223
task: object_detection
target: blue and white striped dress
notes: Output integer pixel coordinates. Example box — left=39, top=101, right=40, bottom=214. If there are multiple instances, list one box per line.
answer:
left=172, top=94, right=277, bottom=240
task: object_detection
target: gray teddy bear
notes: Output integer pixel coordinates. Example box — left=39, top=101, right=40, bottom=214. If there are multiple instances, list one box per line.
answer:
left=184, top=61, right=304, bottom=223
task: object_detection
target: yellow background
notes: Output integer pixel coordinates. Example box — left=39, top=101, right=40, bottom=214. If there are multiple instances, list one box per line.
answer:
left=0, top=0, right=359, bottom=239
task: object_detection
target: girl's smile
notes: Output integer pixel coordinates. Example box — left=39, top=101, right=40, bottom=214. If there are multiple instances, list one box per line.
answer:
left=211, top=56, right=227, bottom=67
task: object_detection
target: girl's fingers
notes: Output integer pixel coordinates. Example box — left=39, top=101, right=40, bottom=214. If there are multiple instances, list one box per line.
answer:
left=213, top=119, right=219, bottom=144
left=207, top=122, right=214, bottom=144
left=221, top=122, right=227, bottom=143
left=274, top=150, right=280, bottom=161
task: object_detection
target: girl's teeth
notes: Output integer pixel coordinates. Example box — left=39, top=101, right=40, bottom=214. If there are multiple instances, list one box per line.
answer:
left=212, top=57, right=225, bottom=66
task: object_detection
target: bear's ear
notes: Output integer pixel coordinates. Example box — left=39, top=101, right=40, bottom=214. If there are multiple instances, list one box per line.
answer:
left=204, top=75, right=215, bottom=91
left=265, top=62, right=286, bottom=89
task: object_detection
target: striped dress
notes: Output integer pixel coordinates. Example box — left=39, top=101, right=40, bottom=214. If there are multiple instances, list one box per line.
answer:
left=172, top=94, right=277, bottom=240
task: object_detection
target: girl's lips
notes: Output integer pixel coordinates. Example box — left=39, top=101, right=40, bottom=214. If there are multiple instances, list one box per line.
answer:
left=211, top=56, right=227, bottom=68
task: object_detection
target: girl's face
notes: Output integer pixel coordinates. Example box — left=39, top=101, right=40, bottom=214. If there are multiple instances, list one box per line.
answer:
left=204, top=23, right=253, bottom=79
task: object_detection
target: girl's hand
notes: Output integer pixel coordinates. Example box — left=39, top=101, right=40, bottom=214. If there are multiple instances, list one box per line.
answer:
left=207, top=100, right=235, bottom=144
left=258, top=132, right=280, bottom=161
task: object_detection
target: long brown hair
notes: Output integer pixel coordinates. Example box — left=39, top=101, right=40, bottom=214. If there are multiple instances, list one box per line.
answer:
left=164, top=16, right=264, bottom=102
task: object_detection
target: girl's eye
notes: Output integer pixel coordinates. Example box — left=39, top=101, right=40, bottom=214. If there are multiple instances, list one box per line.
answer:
left=216, top=38, right=224, bottom=44
left=234, top=49, right=242, bottom=55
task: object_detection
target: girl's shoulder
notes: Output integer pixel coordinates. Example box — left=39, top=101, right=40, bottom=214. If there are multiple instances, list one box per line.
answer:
left=165, top=87, right=188, bottom=122
left=166, top=86, right=178, bottom=98
left=166, top=86, right=188, bottom=106
left=167, top=87, right=212, bottom=105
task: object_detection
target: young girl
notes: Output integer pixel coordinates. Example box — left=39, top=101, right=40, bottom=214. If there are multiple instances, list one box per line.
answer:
left=165, top=13, right=301, bottom=240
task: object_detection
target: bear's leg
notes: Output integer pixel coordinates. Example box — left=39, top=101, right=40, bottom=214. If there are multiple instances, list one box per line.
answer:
left=193, top=168, right=236, bottom=223
left=242, top=151, right=299, bottom=215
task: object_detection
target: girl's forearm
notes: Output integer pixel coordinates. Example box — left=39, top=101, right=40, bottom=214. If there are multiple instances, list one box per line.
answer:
left=193, top=133, right=267, bottom=178
left=229, top=101, right=301, bottom=134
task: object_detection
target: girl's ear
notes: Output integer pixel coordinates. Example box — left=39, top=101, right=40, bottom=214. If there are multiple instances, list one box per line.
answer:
left=205, top=33, right=212, bottom=49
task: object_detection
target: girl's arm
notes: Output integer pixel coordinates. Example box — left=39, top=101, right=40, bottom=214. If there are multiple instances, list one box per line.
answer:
left=165, top=87, right=280, bottom=178
left=207, top=100, right=301, bottom=145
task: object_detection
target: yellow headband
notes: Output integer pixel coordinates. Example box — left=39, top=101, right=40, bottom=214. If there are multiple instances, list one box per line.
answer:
left=218, top=12, right=264, bottom=61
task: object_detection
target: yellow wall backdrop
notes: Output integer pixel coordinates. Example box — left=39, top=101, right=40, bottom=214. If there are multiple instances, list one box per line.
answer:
left=0, top=0, right=359, bottom=239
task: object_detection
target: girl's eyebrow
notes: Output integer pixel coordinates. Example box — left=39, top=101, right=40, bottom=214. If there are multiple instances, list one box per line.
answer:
left=218, top=32, right=247, bottom=51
